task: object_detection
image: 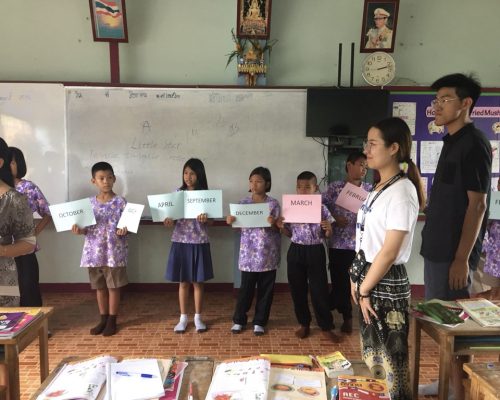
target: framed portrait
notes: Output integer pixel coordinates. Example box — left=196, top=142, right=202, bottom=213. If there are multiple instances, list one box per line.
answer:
left=237, top=0, right=272, bottom=39
left=89, top=0, right=128, bottom=42
left=360, top=0, right=399, bottom=53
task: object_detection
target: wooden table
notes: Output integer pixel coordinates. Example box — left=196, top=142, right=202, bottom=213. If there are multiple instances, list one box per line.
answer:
left=410, top=315, right=500, bottom=400
left=463, top=362, right=500, bottom=400
left=0, top=307, right=53, bottom=400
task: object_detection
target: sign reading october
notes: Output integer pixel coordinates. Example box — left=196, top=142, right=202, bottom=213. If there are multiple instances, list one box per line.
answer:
left=147, top=190, right=223, bottom=221
left=229, top=203, right=271, bottom=228
left=489, top=191, right=500, bottom=220
left=282, top=194, right=321, bottom=223
left=49, top=198, right=96, bottom=232
left=335, top=182, right=369, bottom=214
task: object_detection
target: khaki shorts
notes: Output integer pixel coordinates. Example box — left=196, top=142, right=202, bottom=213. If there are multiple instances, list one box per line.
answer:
left=88, top=267, right=128, bottom=289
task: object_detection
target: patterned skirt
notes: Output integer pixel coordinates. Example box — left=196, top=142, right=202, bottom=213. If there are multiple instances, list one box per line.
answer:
left=358, top=263, right=411, bottom=400
left=0, top=257, right=20, bottom=306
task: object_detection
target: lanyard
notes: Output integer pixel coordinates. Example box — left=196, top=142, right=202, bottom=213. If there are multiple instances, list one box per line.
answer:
left=358, top=171, right=404, bottom=245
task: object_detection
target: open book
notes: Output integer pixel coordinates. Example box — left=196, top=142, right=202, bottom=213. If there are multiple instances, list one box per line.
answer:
left=205, top=358, right=327, bottom=399
left=456, top=298, right=500, bottom=327
left=36, top=355, right=118, bottom=400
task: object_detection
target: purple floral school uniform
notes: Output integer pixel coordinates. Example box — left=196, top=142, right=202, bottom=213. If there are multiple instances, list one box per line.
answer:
left=238, top=195, right=281, bottom=272
left=322, top=180, right=372, bottom=250
left=483, top=220, right=500, bottom=279
left=80, top=196, right=127, bottom=268
left=171, top=219, right=209, bottom=244
left=16, top=179, right=51, bottom=251
left=285, top=205, right=334, bottom=245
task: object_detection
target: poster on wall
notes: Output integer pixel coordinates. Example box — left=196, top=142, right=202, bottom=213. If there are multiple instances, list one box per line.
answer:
left=89, top=0, right=128, bottom=42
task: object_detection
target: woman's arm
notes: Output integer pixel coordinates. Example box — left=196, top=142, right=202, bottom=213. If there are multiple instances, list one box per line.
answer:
left=35, top=214, right=52, bottom=236
left=0, top=240, right=35, bottom=258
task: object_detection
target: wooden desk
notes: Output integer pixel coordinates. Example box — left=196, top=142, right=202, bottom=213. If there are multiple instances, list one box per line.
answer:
left=0, top=307, right=53, bottom=400
left=463, top=362, right=500, bottom=400
left=30, top=356, right=215, bottom=400
left=410, top=316, right=500, bottom=400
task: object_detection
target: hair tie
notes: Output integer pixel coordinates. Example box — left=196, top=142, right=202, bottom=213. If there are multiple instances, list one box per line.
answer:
left=399, top=162, right=409, bottom=173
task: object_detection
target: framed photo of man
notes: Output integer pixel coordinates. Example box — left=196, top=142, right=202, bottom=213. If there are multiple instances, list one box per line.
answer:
left=237, top=0, right=272, bottom=39
left=360, top=0, right=399, bottom=53
left=89, top=0, right=128, bottom=42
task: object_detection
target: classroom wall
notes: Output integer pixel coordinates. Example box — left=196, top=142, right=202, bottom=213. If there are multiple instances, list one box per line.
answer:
left=1, top=0, right=495, bottom=286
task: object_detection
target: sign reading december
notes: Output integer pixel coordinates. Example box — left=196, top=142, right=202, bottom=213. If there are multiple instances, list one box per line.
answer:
left=49, top=198, right=96, bottom=232
left=229, top=203, right=270, bottom=228
left=281, top=194, right=321, bottom=223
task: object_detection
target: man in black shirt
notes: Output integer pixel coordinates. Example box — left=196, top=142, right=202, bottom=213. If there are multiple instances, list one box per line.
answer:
left=420, top=73, right=492, bottom=400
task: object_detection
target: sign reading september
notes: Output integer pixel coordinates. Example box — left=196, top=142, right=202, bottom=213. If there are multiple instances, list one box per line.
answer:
left=147, top=190, right=223, bottom=221
left=489, top=191, right=500, bottom=220
left=49, top=198, right=96, bottom=232
left=229, top=203, right=270, bottom=228
left=282, top=194, right=321, bottom=223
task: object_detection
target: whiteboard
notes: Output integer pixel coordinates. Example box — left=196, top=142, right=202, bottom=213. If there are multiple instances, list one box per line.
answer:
left=66, top=87, right=324, bottom=216
left=0, top=83, right=66, bottom=204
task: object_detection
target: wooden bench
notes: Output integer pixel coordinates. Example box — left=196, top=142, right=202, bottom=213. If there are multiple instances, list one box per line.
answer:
left=463, top=362, right=500, bottom=400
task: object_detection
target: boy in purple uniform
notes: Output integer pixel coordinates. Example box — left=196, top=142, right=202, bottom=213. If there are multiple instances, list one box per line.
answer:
left=322, top=151, right=371, bottom=333
left=278, top=171, right=339, bottom=342
left=10, top=147, right=52, bottom=307
left=72, top=161, right=128, bottom=336
left=227, top=167, right=281, bottom=336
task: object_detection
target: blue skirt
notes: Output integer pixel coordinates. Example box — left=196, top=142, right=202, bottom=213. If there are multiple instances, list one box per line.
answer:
left=165, top=242, right=214, bottom=283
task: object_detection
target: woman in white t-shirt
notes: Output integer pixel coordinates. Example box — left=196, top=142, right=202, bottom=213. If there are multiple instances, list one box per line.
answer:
left=350, top=117, right=425, bottom=400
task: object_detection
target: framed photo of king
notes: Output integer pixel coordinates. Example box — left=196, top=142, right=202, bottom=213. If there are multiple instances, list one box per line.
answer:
left=89, top=0, right=128, bottom=42
left=237, top=0, right=272, bottom=39
left=360, top=0, right=399, bottom=53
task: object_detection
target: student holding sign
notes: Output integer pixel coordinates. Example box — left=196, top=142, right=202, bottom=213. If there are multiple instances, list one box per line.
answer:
left=277, top=171, right=339, bottom=342
left=10, top=147, right=51, bottom=307
left=227, top=167, right=281, bottom=336
left=71, top=162, right=128, bottom=337
left=164, top=158, right=214, bottom=334
left=350, top=117, right=424, bottom=400
left=322, top=151, right=371, bottom=334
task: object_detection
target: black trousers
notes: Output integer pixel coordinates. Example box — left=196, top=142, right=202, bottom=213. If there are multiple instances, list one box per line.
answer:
left=328, top=248, right=354, bottom=319
left=233, top=269, right=276, bottom=327
left=15, top=252, right=43, bottom=307
left=287, top=243, right=333, bottom=330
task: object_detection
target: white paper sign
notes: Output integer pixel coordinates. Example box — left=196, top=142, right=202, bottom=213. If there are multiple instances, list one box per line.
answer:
left=230, top=203, right=270, bottom=228
left=489, top=191, right=500, bottom=220
left=335, top=182, right=369, bottom=213
left=117, top=203, right=144, bottom=233
left=49, top=198, right=96, bottom=232
left=184, top=190, right=223, bottom=218
left=147, top=192, right=184, bottom=222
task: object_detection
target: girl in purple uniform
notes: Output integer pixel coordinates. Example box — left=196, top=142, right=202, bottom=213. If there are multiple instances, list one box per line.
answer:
left=164, top=158, right=214, bottom=333
left=226, top=167, right=281, bottom=336
left=10, top=147, right=52, bottom=307
left=72, top=162, right=128, bottom=336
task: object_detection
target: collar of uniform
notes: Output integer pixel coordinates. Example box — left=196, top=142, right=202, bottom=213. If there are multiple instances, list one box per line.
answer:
left=442, top=122, right=475, bottom=144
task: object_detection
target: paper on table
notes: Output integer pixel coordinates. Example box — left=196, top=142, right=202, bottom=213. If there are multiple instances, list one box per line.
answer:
left=117, top=203, right=144, bottom=233
left=49, top=198, right=96, bottom=232
left=229, top=203, right=270, bottom=228
left=281, top=194, right=321, bottom=223
left=148, top=192, right=184, bottom=222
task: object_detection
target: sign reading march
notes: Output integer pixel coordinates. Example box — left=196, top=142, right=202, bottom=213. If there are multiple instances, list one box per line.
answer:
left=229, top=203, right=270, bottom=228
left=282, top=194, right=321, bottom=223
left=49, top=198, right=96, bottom=232
left=184, top=190, right=223, bottom=219
left=148, top=192, right=184, bottom=222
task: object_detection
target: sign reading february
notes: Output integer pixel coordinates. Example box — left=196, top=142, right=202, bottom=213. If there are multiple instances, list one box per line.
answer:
left=489, top=191, right=500, bottom=220
left=49, top=198, right=96, bottom=232
left=335, top=182, right=369, bottom=214
left=147, top=192, right=184, bottom=222
left=229, top=203, right=271, bottom=228
left=184, top=190, right=223, bottom=219
left=282, top=194, right=321, bottom=223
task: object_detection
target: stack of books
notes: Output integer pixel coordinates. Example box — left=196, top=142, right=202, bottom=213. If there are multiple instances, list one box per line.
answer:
left=0, top=309, right=42, bottom=338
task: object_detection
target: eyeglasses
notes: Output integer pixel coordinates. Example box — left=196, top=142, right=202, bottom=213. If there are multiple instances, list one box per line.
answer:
left=363, top=140, right=380, bottom=151
left=374, top=17, right=387, bottom=20
left=431, top=97, right=459, bottom=108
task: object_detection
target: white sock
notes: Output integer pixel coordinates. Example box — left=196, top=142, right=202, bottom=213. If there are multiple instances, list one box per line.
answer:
left=174, top=314, right=188, bottom=332
left=418, top=380, right=439, bottom=396
left=254, top=325, right=265, bottom=334
left=194, top=314, right=206, bottom=331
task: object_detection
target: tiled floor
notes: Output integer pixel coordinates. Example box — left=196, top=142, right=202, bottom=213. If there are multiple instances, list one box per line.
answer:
left=18, top=291, right=497, bottom=399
